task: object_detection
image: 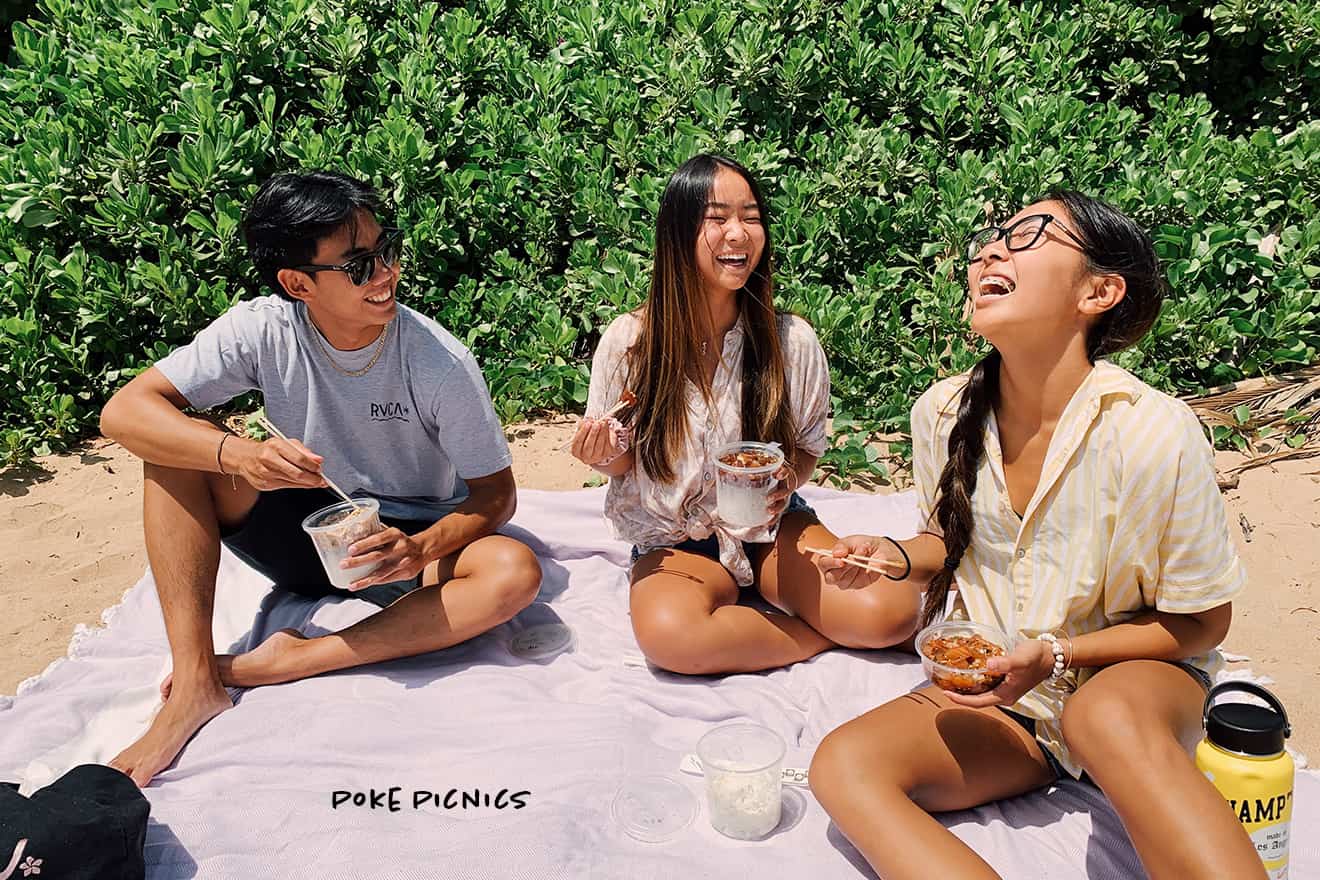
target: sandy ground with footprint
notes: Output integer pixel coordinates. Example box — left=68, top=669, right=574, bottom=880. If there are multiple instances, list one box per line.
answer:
left=2, top=422, right=1317, bottom=758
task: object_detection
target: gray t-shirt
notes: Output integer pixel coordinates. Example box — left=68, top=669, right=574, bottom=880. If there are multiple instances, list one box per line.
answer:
left=156, top=296, right=513, bottom=522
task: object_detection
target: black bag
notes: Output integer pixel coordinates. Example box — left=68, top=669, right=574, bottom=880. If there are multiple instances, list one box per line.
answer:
left=0, top=764, right=149, bottom=880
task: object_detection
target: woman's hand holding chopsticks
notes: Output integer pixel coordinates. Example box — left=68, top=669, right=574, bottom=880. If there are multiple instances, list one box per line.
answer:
left=810, top=535, right=909, bottom=590
left=570, top=417, right=626, bottom=467
left=559, top=389, right=636, bottom=456
left=568, top=390, right=635, bottom=476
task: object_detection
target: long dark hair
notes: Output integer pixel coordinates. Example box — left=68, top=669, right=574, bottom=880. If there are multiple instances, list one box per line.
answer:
left=626, top=154, right=798, bottom=483
left=920, top=190, right=1166, bottom=627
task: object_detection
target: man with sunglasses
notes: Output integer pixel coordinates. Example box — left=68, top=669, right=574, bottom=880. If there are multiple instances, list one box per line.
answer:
left=99, top=171, right=542, bottom=786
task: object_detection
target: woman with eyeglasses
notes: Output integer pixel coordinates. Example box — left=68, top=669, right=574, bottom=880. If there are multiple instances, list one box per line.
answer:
left=569, top=154, right=920, bottom=675
left=99, top=171, right=542, bottom=786
left=809, top=191, right=1264, bottom=879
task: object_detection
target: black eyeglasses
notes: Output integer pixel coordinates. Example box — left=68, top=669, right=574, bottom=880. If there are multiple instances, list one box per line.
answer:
left=966, top=214, right=1087, bottom=263
left=291, top=229, right=403, bottom=286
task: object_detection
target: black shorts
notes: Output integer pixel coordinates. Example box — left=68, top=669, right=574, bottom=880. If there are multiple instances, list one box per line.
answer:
left=1000, top=661, right=1213, bottom=783
left=221, top=488, right=436, bottom=608
left=628, top=492, right=819, bottom=566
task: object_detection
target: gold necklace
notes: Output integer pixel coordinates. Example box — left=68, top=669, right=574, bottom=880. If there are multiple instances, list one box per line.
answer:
left=309, top=317, right=393, bottom=377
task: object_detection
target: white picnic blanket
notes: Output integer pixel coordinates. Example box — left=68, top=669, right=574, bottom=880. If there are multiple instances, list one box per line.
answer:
left=3, top=487, right=1316, bottom=878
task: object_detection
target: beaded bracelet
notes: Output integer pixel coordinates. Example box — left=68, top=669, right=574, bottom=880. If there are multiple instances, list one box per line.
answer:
left=1036, top=632, right=1068, bottom=681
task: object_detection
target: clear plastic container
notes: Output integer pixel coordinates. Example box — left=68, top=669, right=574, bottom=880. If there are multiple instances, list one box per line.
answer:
left=508, top=623, right=575, bottom=660
left=714, top=441, right=785, bottom=528
left=696, top=722, right=785, bottom=840
left=301, top=498, right=383, bottom=589
left=611, top=775, right=698, bottom=843
left=915, top=620, right=1013, bottom=696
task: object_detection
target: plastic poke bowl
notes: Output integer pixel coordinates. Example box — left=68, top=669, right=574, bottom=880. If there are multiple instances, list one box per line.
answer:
left=915, top=620, right=1013, bottom=696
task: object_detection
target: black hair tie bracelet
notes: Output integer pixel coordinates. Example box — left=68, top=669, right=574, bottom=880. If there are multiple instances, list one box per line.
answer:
left=880, top=536, right=912, bottom=581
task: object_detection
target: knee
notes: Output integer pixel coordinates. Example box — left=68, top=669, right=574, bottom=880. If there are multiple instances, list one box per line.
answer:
left=631, top=604, right=719, bottom=675
left=487, top=540, right=542, bottom=616
left=808, top=727, right=857, bottom=806
left=828, top=590, right=919, bottom=650
left=810, top=725, right=896, bottom=810
left=1061, top=686, right=1172, bottom=774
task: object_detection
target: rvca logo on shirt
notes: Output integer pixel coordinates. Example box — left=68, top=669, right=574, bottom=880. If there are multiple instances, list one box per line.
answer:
left=370, top=402, right=412, bottom=423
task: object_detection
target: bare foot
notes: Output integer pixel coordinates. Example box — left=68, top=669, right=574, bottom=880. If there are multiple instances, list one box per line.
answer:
left=109, top=682, right=231, bottom=786
left=217, top=628, right=309, bottom=688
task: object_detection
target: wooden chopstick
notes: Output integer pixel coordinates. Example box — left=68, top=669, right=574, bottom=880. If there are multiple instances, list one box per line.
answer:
left=805, top=545, right=906, bottom=576
left=256, top=415, right=359, bottom=509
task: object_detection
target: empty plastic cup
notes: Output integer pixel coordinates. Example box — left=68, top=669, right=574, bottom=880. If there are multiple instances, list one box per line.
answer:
left=696, top=722, right=785, bottom=840
left=301, top=498, right=383, bottom=589
left=714, top=442, right=785, bottom=528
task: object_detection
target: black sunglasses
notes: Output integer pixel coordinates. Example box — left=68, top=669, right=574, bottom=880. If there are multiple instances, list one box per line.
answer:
left=291, top=229, right=403, bottom=286
left=966, top=214, right=1087, bottom=263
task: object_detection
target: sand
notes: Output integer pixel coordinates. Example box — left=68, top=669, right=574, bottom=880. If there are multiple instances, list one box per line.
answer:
left=1, top=426, right=1316, bottom=759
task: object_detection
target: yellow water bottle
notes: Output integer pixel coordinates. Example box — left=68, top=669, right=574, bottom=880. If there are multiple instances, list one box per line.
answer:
left=1196, top=681, right=1294, bottom=879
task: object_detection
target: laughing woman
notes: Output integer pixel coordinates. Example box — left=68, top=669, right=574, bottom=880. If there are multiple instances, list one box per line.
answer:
left=808, top=191, right=1264, bottom=879
left=569, top=154, right=918, bottom=675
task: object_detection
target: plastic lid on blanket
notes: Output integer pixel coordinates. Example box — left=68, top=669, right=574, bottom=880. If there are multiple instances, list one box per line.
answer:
left=508, top=623, right=575, bottom=660
left=611, top=774, right=698, bottom=843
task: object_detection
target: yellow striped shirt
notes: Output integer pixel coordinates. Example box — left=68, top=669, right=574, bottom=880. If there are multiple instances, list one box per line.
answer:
left=911, top=360, right=1246, bottom=778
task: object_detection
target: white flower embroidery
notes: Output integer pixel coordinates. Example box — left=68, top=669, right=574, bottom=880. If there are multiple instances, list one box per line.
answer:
left=18, top=857, right=40, bottom=877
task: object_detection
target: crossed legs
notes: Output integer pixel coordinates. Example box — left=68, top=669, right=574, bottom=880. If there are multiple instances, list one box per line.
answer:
left=110, top=461, right=540, bottom=785
left=629, top=512, right=919, bottom=675
left=217, top=533, right=541, bottom=687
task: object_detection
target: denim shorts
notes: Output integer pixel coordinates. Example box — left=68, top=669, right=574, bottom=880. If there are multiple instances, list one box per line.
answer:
left=629, top=492, right=817, bottom=565
left=1000, top=661, right=1213, bottom=782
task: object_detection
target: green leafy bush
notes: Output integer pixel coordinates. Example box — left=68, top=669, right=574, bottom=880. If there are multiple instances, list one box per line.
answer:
left=1, top=0, right=1317, bottom=473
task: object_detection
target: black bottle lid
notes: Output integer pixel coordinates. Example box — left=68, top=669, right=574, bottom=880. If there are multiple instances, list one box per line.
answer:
left=1203, top=682, right=1290, bottom=757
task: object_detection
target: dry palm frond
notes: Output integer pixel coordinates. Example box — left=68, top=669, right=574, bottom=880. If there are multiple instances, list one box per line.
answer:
left=1183, top=365, right=1320, bottom=424
left=1182, top=365, right=1320, bottom=478
left=1223, top=444, right=1320, bottom=475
